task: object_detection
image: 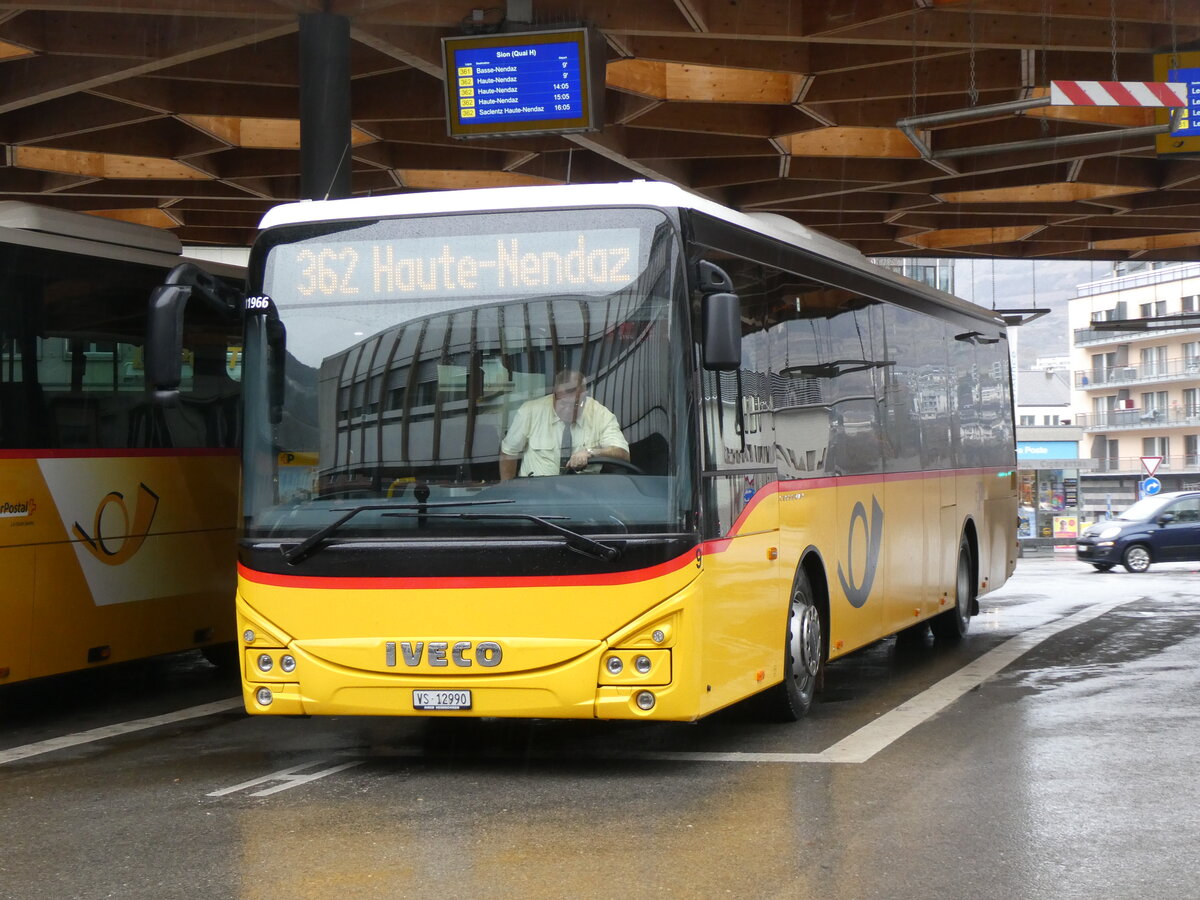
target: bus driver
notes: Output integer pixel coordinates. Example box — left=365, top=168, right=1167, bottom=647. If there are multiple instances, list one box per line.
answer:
left=499, top=370, right=630, bottom=479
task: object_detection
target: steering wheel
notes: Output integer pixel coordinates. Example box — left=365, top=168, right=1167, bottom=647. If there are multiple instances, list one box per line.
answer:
left=584, top=454, right=644, bottom=475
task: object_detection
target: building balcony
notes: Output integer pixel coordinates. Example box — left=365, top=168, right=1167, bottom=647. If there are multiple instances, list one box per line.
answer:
left=1073, top=323, right=1200, bottom=347
left=1076, top=407, right=1200, bottom=432
left=1080, top=454, right=1200, bottom=476
left=1075, top=357, right=1200, bottom=389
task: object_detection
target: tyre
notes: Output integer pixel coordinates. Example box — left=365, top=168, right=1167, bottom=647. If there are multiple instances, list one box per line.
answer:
left=1121, top=543, right=1152, bottom=573
left=1092, top=563, right=1114, bottom=572
left=931, top=536, right=974, bottom=642
left=765, top=567, right=825, bottom=721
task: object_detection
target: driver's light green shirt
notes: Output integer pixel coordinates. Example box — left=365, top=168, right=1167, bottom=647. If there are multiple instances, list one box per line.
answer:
left=500, top=394, right=629, bottom=477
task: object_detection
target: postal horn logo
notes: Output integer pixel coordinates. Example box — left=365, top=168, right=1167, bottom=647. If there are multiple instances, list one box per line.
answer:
left=838, top=496, right=883, bottom=609
left=72, top=482, right=160, bottom=566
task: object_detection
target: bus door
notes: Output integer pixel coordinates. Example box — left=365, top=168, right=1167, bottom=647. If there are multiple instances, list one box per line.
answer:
left=699, top=293, right=780, bottom=708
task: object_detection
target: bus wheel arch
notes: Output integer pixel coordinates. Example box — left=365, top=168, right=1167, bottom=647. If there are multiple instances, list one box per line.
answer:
left=765, top=551, right=829, bottom=721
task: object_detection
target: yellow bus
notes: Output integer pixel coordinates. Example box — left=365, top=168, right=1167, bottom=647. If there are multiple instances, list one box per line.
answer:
left=213, top=182, right=1016, bottom=722
left=0, top=203, right=244, bottom=685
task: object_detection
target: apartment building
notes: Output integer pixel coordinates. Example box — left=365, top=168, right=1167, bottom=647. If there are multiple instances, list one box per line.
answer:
left=1069, top=262, right=1200, bottom=520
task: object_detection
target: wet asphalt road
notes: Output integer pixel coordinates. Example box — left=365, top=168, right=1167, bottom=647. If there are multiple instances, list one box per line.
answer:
left=2, top=555, right=1198, bottom=900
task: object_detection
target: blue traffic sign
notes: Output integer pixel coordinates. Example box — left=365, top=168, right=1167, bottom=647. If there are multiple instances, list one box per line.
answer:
left=1142, top=476, right=1162, bottom=496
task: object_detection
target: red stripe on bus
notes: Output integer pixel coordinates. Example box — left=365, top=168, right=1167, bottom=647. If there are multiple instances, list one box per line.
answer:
left=0, top=448, right=239, bottom=459
left=238, top=549, right=702, bottom=590
left=240, top=466, right=1010, bottom=588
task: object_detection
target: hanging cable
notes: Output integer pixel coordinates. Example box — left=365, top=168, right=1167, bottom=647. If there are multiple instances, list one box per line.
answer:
left=1110, top=0, right=1118, bottom=81
left=968, top=2, right=979, bottom=106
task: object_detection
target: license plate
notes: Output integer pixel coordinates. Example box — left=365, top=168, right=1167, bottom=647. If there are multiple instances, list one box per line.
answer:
left=412, top=689, right=472, bottom=711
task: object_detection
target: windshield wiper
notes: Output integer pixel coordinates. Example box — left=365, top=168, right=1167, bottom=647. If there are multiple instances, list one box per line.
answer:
left=454, top=512, right=622, bottom=562
left=280, top=499, right=514, bottom=564
left=376, top=510, right=622, bottom=562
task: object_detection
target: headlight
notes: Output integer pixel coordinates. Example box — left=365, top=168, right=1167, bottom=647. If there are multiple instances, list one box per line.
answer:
left=256, top=653, right=274, bottom=672
left=1098, top=526, right=1122, bottom=540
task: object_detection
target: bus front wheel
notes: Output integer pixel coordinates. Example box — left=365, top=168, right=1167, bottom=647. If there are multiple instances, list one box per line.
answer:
left=767, top=567, right=825, bottom=721
left=931, top=537, right=974, bottom=642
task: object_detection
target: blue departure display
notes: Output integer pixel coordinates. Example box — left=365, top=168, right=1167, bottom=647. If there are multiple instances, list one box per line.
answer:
left=1168, top=67, right=1200, bottom=136
left=442, top=28, right=601, bottom=139
left=452, top=40, right=583, bottom=125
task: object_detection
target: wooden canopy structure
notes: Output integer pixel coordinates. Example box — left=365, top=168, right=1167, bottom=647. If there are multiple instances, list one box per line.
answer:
left=1, top=0, right=1199, bottom=258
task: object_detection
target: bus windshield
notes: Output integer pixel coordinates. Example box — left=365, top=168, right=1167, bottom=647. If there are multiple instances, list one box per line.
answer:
left=241, top=206, right=694, bottom=549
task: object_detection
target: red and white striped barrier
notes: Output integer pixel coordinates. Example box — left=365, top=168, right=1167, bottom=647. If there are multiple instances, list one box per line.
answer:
left=1050, top=80, right=1187, bottom=107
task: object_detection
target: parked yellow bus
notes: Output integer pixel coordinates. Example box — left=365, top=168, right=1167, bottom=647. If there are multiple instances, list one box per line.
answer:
left=0, top=203, right=243, bottom=685
left=208, top=183, right=1016, bottom=722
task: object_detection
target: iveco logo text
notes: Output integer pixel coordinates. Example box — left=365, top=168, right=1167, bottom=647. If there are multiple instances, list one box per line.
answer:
left=385, top=640, right=502, bottom=668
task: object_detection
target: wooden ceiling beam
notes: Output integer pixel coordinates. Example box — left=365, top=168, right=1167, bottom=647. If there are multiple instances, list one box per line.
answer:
left=930, top=1, right=1200, bottom=27
left=0, top=17, right=296, bottom=114
left=0, top=1, right=298, bottom=20
left=0, top=93, right=163, bottom=144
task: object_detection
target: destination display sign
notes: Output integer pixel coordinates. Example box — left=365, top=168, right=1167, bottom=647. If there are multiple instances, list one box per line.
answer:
left=442, top=28, right=604, bottom=139
left=266, top=228, right=643, bottom=303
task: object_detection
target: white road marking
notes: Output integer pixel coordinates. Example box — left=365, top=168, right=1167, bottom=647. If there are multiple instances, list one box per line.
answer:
left=0, top=698, right=243, bottom=767
left=0, top=595, right=1134, bottom=775
left=207, top=759, right=364, bottom=797
left=642, top=594, right=1134, bottom=765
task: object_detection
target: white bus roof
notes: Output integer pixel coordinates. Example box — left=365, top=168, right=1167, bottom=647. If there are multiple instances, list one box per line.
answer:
left=259, top=181, right=863, bottom=262
left=257, top=182, right=1002, bottom=327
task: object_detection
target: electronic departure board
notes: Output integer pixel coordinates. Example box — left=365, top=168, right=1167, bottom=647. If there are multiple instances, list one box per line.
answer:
left=1155, top=50, right=1200, bottom=157
left=442, top=28, right=606, bottom=139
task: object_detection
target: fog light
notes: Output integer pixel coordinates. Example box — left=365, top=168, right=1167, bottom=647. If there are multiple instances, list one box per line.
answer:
left=652, top=629, right=665, bottom=644
left=280, top=654, right=296, bottom=673
left=255, top=687, right=274, bottom=706
left=256, top=653, right=273, bottom=672
left=634, top=655, right=652, bottom=674
left=606, top=656, right=623, bottom=675
left=635, top=691, right=656, bottom=711
left=243, top=629, right=255, bottom=643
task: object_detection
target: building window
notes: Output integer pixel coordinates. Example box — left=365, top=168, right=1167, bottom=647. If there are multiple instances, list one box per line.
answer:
left=1042, top=414, right=1061, bottom=425
left=1186, top=389, right=1200, bottom=418
left=1140, top=300, right=1167, bottom=318
left=1186, top=435, right=1199, bottom=467
left=1140, top=346, right=1167, bottom=377
left=1183, top=296, right=1198, bottom=314
left=1020, top=415, right=1036, bottom=426
left=1143, top=436, right=1170, bottom=459
left=1141, top=391, right=1168, bottom=420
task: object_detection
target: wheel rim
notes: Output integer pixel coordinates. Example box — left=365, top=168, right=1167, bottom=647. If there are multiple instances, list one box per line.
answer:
left=1126, top=545, right=1150, bottom=572
left=788, top=590, right=822, bottom=681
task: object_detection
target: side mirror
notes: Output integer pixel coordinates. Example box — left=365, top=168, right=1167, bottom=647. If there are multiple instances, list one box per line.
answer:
left=697, top=262, right=740, bottom=371
left=702, top=292, right=741, bottom=371
left=146, top=263, right=243, bottom=402
left=1157, top=512, right=1176, bottom=526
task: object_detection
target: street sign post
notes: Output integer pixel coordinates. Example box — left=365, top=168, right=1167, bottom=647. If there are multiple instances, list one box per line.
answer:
left=1140, top=476, right=1162, bottom=498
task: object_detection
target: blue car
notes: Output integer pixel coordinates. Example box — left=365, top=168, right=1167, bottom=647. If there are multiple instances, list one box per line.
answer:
left=1076, top=490, right=1200, bottom=573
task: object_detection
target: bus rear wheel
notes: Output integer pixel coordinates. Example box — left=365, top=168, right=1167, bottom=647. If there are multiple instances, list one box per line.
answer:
left=931, top=537, right=974, bottom=642
left=767, top=568, right=824, bottom=721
